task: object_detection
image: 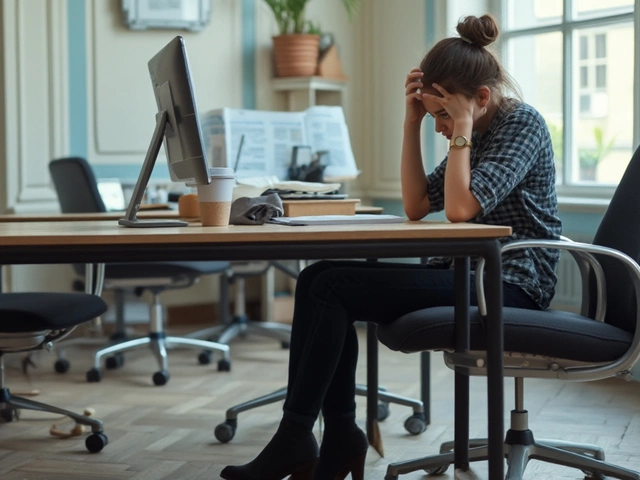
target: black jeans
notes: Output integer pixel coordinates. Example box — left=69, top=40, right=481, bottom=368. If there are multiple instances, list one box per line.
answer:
left=282, top=260, right=539, bottom=423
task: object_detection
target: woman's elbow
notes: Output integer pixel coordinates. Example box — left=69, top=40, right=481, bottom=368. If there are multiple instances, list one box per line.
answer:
left=404, top=205, right=428, bottom=221
left=445, top=206, right=473, bottom=223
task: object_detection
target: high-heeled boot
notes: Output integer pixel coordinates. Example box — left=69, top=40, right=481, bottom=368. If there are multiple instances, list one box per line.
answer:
left=220, top=416, right=319, bottom=480
left=313, top=422, right=368, bottom=480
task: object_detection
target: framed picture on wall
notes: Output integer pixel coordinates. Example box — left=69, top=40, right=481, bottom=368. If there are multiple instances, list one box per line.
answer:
left=122, top=0, right=211, bottom=32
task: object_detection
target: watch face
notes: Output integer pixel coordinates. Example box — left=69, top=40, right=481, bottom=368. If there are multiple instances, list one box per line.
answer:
left=454, top=136, right=467, bottom=147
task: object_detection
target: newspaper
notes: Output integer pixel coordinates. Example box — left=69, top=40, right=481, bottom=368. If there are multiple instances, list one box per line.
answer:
left=200, top=106, right=359, bottom=180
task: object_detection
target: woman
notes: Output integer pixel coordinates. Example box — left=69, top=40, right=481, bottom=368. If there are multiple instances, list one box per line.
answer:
left=221, top=14, right=562, bottom=480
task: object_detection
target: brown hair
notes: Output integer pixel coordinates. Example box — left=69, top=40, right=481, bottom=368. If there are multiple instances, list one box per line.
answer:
left=420, top=14, right=521, bottom=104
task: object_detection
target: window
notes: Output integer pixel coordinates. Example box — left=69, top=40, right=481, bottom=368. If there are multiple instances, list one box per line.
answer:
left=495, top=0, right=637, bottom=192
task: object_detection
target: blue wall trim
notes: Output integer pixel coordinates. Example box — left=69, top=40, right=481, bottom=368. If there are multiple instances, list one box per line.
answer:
left=67, top=0, right=88, bottom=160
left=242, top=0, right=256, bottom=109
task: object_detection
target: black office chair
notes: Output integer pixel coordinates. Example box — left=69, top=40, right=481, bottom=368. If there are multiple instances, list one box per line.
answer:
left=49, top=157, right=233, bottom=386
left=378, top=146, right=640, bottom=480
left=0, top=291, right=109, bottom=452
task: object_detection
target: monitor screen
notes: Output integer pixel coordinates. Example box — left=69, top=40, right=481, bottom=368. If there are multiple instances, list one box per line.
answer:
left=147, top=35, right=209, bottom=185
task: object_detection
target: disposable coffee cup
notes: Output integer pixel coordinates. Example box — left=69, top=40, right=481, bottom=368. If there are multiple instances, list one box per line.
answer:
left=197, top=167, right=235, bottom=226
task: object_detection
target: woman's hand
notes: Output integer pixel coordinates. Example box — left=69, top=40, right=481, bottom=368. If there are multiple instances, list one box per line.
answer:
left=405, top=68, right=427, bottom=125
left=423, top=83, right=482, bottom=125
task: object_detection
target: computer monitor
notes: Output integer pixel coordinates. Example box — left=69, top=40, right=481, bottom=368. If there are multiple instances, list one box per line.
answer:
left=119, top=35, right=210, bottom=227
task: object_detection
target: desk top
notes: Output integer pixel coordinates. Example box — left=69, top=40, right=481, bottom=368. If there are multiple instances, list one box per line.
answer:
left=0, top=220, right=511, bottom=247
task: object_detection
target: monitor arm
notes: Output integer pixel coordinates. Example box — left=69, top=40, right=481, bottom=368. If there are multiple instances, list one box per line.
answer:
left=119, top=82, right=188, bottom=228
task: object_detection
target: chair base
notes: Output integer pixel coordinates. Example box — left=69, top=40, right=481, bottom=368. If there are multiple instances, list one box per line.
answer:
left=0, top=387, right=107, bottom=452
left=384, top=430, right=640, bottom=480
left=213, top=384, right=427, bottom=443
left=189, top=314, right=292, bottom=346
left=87, top=332, right=230, bottom=386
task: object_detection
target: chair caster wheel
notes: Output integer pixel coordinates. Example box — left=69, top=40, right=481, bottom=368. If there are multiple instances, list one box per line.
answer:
left=86, top=368, right=102, bottom=383
left=198, top=350, right=213, bottom=365
left=217, top=358, right=231, bottom=372
left=54, top=359, right=70, bottom=374
left=281, top=341, right=290, bottom=349
left=105, top=353, right=125, bottom=370
left=85, top=432, right=108, bottom=453
left=424, top=464, right=449, bottom=475
left=152, top=370, right=170, bottom=386
left=404, top=412, right=427, bottom=435
left=384, top=475, right=398, bottom=480
left=0, top=408, right=17, bottom=422
left=377, top=402, right=390, bottom=422
left=215, top=419, right=237, bottom=443
left=583, top=471, right=606, bottom=480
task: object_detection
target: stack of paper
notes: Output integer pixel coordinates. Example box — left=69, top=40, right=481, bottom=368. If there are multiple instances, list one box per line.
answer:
left=233, top=176, right=341, bottom=201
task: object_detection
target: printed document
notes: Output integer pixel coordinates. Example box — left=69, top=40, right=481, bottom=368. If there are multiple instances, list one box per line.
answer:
left=201, top=106, right=359, bottom=180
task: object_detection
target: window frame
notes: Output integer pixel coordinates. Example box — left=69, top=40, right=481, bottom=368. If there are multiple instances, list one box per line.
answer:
left=489, top=0, right=640, bottom=200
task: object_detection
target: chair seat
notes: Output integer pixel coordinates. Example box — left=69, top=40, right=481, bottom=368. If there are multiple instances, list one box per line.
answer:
left=0, top=293, right=108, bottom=333
left=377, top=306, right=633, bottom=363
left=103, top=261, right=231, bottom=279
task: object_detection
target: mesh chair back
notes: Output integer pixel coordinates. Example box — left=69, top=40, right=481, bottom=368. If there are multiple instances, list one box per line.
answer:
left=590, top=145, right=640, bottom=332
left=49, top=157, right=107, bottom=213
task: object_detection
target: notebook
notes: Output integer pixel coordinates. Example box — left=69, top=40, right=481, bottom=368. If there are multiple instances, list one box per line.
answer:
left=269, top=214, right=404, bottom=226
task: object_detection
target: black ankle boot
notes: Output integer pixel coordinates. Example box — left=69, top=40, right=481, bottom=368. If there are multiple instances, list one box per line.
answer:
left=220, top=417, right=319, bottom=480
left=313, top=423, right=368, bottom=480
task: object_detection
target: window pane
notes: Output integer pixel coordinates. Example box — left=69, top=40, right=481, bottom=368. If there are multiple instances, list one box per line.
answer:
left=595, top=65, right=606, bottom=88
left=507, top=32, right=563, bottom=183
left=579, top=36, right=588, bottom=60
left=580, top=66, right=589, bottom=87
left=574, top=0, right=634, bottom=19
left=572, top=23, right=634, bottom=184
left=595, top=34, right=606, bottom=58
left=506, top=0, right=563, bottom=29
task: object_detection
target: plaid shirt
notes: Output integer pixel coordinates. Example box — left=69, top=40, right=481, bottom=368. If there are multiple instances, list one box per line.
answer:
left=426, top=101, right=562, bottom=309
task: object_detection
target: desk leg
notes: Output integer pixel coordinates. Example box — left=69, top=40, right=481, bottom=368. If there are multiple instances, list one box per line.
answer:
left=454, top=257, right=470, bottom=470
left=485, top=241, right=505, bottom=479
left=366, top=322, right=379, bottom=449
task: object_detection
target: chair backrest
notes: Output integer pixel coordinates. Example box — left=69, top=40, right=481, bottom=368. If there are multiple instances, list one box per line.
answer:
left=590, top=145, right=640, bottom=332
left=49, top=157, right=107, bottom=213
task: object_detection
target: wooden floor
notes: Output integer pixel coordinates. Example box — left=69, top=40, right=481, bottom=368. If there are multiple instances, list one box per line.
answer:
left=0, top=326, right=639, bottom=480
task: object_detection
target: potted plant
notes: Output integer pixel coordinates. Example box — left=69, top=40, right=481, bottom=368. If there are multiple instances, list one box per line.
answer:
left=578, top=126, right=615, bottom=181
left=264, top=0, right=359, bottom=77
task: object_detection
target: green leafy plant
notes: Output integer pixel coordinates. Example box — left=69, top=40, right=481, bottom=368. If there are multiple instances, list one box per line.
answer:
left=264, top=0, right=360, bottom=35
left=579, top=126, right=616, bottom=169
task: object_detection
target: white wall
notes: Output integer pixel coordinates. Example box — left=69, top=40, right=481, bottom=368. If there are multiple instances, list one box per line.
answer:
left=86, top=0, right=243, bottom=167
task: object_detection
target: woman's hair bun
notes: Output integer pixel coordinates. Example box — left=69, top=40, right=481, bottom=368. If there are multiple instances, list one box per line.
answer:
left=456, top=14, right=500, bottom=48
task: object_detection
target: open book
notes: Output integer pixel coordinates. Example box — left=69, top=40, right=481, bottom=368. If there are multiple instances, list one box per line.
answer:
left=200, top=106, right=359, bottom=180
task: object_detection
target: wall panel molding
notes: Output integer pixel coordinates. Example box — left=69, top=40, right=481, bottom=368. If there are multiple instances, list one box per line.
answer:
left=2, top=0, right=68, bottom=213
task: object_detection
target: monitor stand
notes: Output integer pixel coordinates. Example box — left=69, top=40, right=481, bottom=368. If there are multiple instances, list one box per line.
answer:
left=119, top=89, right=188, bottom=227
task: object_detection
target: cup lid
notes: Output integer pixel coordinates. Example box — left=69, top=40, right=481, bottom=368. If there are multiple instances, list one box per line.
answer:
left=209, top=167, right=236, bottom=178
left=209, top=167, right=234, bottom=176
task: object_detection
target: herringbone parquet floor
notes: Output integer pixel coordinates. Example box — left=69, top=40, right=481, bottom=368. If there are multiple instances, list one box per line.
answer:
left=0, top=325, right=639, bottom=479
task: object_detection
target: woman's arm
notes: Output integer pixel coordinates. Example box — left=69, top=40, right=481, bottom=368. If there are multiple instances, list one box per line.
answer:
left=401, top=68, right=431, bottom=220
left=444, top=119, right=481, bottom=222
left=401, top=123, right=431, bottom=220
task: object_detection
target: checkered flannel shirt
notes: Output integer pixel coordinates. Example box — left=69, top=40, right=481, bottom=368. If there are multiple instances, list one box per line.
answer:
left=426, top=101, right=562, bottom=309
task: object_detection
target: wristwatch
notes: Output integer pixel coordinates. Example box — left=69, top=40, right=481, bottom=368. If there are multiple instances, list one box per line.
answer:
left=449, top=135, right=472, bottom=149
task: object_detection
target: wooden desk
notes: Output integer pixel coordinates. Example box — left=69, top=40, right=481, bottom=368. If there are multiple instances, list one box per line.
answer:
left=0, top=220, right=509, bottom=478
left=0, top=204, right=383, bottom=223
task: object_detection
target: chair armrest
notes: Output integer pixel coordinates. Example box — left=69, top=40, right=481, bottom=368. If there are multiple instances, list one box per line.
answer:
left=476, top=238, right=606, bottom=321
left=475, top=239, right=640, bottom=381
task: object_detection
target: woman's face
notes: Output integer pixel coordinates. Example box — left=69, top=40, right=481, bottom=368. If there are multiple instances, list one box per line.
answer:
left=421, top=92, right=455, bottom=141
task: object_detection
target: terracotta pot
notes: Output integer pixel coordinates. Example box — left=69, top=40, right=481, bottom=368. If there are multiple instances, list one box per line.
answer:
left=272, top=34, right=320, bottom=77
